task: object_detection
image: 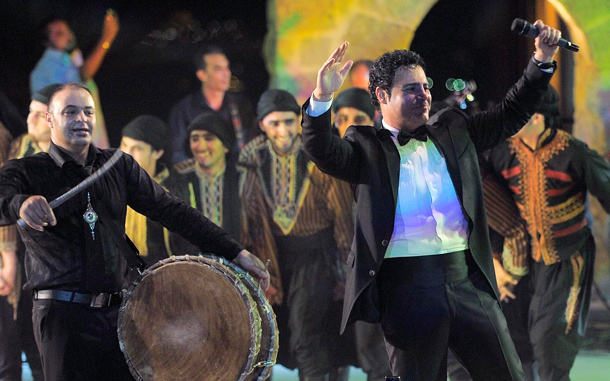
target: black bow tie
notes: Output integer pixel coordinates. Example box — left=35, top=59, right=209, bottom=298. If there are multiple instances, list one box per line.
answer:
left=397, top=127, right=428, bottom=146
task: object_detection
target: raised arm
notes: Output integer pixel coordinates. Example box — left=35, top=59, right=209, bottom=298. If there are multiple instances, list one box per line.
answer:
left=302, top=43, right=362, bottom=183
left=312, top=42, right=353, bottom=102
left=468, top=20, right=561, bottom=152
left=80, top=11, right=119, bottom=82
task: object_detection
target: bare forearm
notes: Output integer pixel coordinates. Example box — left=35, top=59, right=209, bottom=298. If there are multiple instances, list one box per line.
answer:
left=80, top=42, right=110, bottom=81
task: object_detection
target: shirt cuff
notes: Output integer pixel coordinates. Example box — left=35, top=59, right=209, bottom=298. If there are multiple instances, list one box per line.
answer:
left=306, top=95, right=333, bottom=117
left=531, top=55, right=556, bottom=74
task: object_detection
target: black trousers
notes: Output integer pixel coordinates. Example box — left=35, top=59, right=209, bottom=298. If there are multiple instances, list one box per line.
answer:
left=274, top=228, right=345, bottom=378
left=377, top=251, right=525, bottom=381
left=447, top=277, right=535, bottom=381
left=527, top=240, right=594, bottom=381
left=32, top=299, right=133, bottom=381
left=0, top=273, right=42, bottom=381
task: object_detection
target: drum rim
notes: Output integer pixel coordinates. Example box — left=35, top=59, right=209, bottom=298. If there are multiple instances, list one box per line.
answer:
left=207, top=255, right=279, bottom=380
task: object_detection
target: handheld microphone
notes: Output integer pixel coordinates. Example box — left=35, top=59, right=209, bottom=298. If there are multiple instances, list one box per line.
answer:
left=511, top=18, right=579, bottom=52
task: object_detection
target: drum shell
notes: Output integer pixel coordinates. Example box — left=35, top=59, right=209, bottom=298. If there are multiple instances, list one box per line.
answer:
left=118, top=255, right=273, bottom=380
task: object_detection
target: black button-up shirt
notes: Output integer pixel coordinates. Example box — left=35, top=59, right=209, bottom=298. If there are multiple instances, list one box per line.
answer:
left=0, top=142, right=243, bottom=292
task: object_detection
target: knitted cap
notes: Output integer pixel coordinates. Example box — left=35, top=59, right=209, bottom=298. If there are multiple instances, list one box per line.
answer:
left=186, top=112, right=234, bottom=149
left=121, top=115, right=169, bottom=151
left=333, top=88, right=375, bottom=120
left=257, top=89, right=300, bottom=121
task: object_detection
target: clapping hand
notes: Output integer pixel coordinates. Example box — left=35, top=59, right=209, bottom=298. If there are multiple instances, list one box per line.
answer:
left=313, top=42, right=353, bottom=102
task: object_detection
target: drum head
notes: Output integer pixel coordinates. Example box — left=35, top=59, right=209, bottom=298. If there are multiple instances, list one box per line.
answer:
left=118, top=255, right=261, bottom=381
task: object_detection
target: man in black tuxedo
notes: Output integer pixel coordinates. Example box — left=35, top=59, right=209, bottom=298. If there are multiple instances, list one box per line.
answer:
left=301, top=20, right=561, bottom=381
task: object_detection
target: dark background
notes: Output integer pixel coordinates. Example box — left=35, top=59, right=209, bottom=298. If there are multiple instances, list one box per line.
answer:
left=412, top=0, right=535, bottom=112
left=0, top=0, right=269, bottom=147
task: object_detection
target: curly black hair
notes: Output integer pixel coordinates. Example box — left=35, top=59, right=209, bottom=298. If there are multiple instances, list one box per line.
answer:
left=368, top=50, right=427, bottom=110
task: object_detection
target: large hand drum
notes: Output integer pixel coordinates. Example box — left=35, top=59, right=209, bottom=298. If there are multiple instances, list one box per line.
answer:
left=118, top=255, right=278, bottom=380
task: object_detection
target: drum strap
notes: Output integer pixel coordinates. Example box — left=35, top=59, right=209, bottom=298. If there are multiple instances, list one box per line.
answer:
left=94, top=201, right=147, bottom=275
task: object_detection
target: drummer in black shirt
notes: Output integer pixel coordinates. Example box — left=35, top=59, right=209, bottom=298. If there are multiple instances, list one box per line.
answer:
left=0, top=83, right=269, bottom=381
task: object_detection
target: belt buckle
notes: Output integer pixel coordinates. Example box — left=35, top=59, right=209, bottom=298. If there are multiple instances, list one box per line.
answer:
left=90, top=293, right=110, bottom=308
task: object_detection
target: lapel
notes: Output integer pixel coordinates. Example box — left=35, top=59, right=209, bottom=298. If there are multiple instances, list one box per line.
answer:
left=376, top=127, right=400, bottom=207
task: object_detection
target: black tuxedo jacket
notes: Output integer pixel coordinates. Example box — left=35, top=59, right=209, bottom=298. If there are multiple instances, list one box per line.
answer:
left=301, top=60, right=553, bottom=333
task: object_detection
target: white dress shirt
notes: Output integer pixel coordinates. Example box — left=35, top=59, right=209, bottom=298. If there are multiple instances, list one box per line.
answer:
left=307, top=97, right=469, bottom=257
left=381, top=122, right=469, bottom=257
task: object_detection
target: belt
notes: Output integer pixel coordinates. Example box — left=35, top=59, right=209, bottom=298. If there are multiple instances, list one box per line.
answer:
left=33, top=289, right=123, bottom=308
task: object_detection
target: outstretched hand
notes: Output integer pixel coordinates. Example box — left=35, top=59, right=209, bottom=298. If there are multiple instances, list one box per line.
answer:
left=233, top=250, right=270, bottom=291
left=313, top=42, right=353, bottom=102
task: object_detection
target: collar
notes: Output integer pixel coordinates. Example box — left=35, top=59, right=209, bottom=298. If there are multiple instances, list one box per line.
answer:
left=44, top=48, right=68, bottom=57
left=381, top=119, right=399, bottom=138
left=536, top=127, right=557, bottom=149
left=195, top=161, right=226, bottom=181
left=48, top=141, right=102, bottom=169
left=381, top=120, right=428, bottom=143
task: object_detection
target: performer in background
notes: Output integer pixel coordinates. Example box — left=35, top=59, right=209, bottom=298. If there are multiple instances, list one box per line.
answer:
left=0, top=84, right=61, bottom=381
left=0, top=83, right=268, bottom=381
left=168, top=46, right=255, bottom=163
left=120, top=115, right=174, bottom=267
left=487, top=86, right=610, bottom=380
left=30, top=13, right=118, bottom=148
left=170, top=112, right=241, bottom=255
left=300, top=19, right=561, bottom=380
left=239, top=89, right=353, bottom=380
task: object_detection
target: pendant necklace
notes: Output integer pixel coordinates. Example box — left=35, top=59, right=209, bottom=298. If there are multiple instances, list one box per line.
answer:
left=83, top=192, right=98, bottom=240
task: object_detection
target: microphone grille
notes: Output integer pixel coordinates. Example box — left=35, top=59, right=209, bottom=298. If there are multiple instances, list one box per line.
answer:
left=511, top=18, right=527, bottom=35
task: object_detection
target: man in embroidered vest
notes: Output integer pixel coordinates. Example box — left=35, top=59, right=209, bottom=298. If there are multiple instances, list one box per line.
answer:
left=300, top=20, right=561, bottom=381
left=169, top=112, right=241, bottom=255
left=0, top=84, right=62, bottom=381
left=168, top=46, right=256, bottom=163
left=238, top=89, right=354, bottom=380
left=487, top=86, right=610, bottom=380
left=120, top=115, right=174, bottom=267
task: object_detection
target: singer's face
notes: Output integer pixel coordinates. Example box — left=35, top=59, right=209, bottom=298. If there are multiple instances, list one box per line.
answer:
left=379, top=65, right=431, bottom=131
